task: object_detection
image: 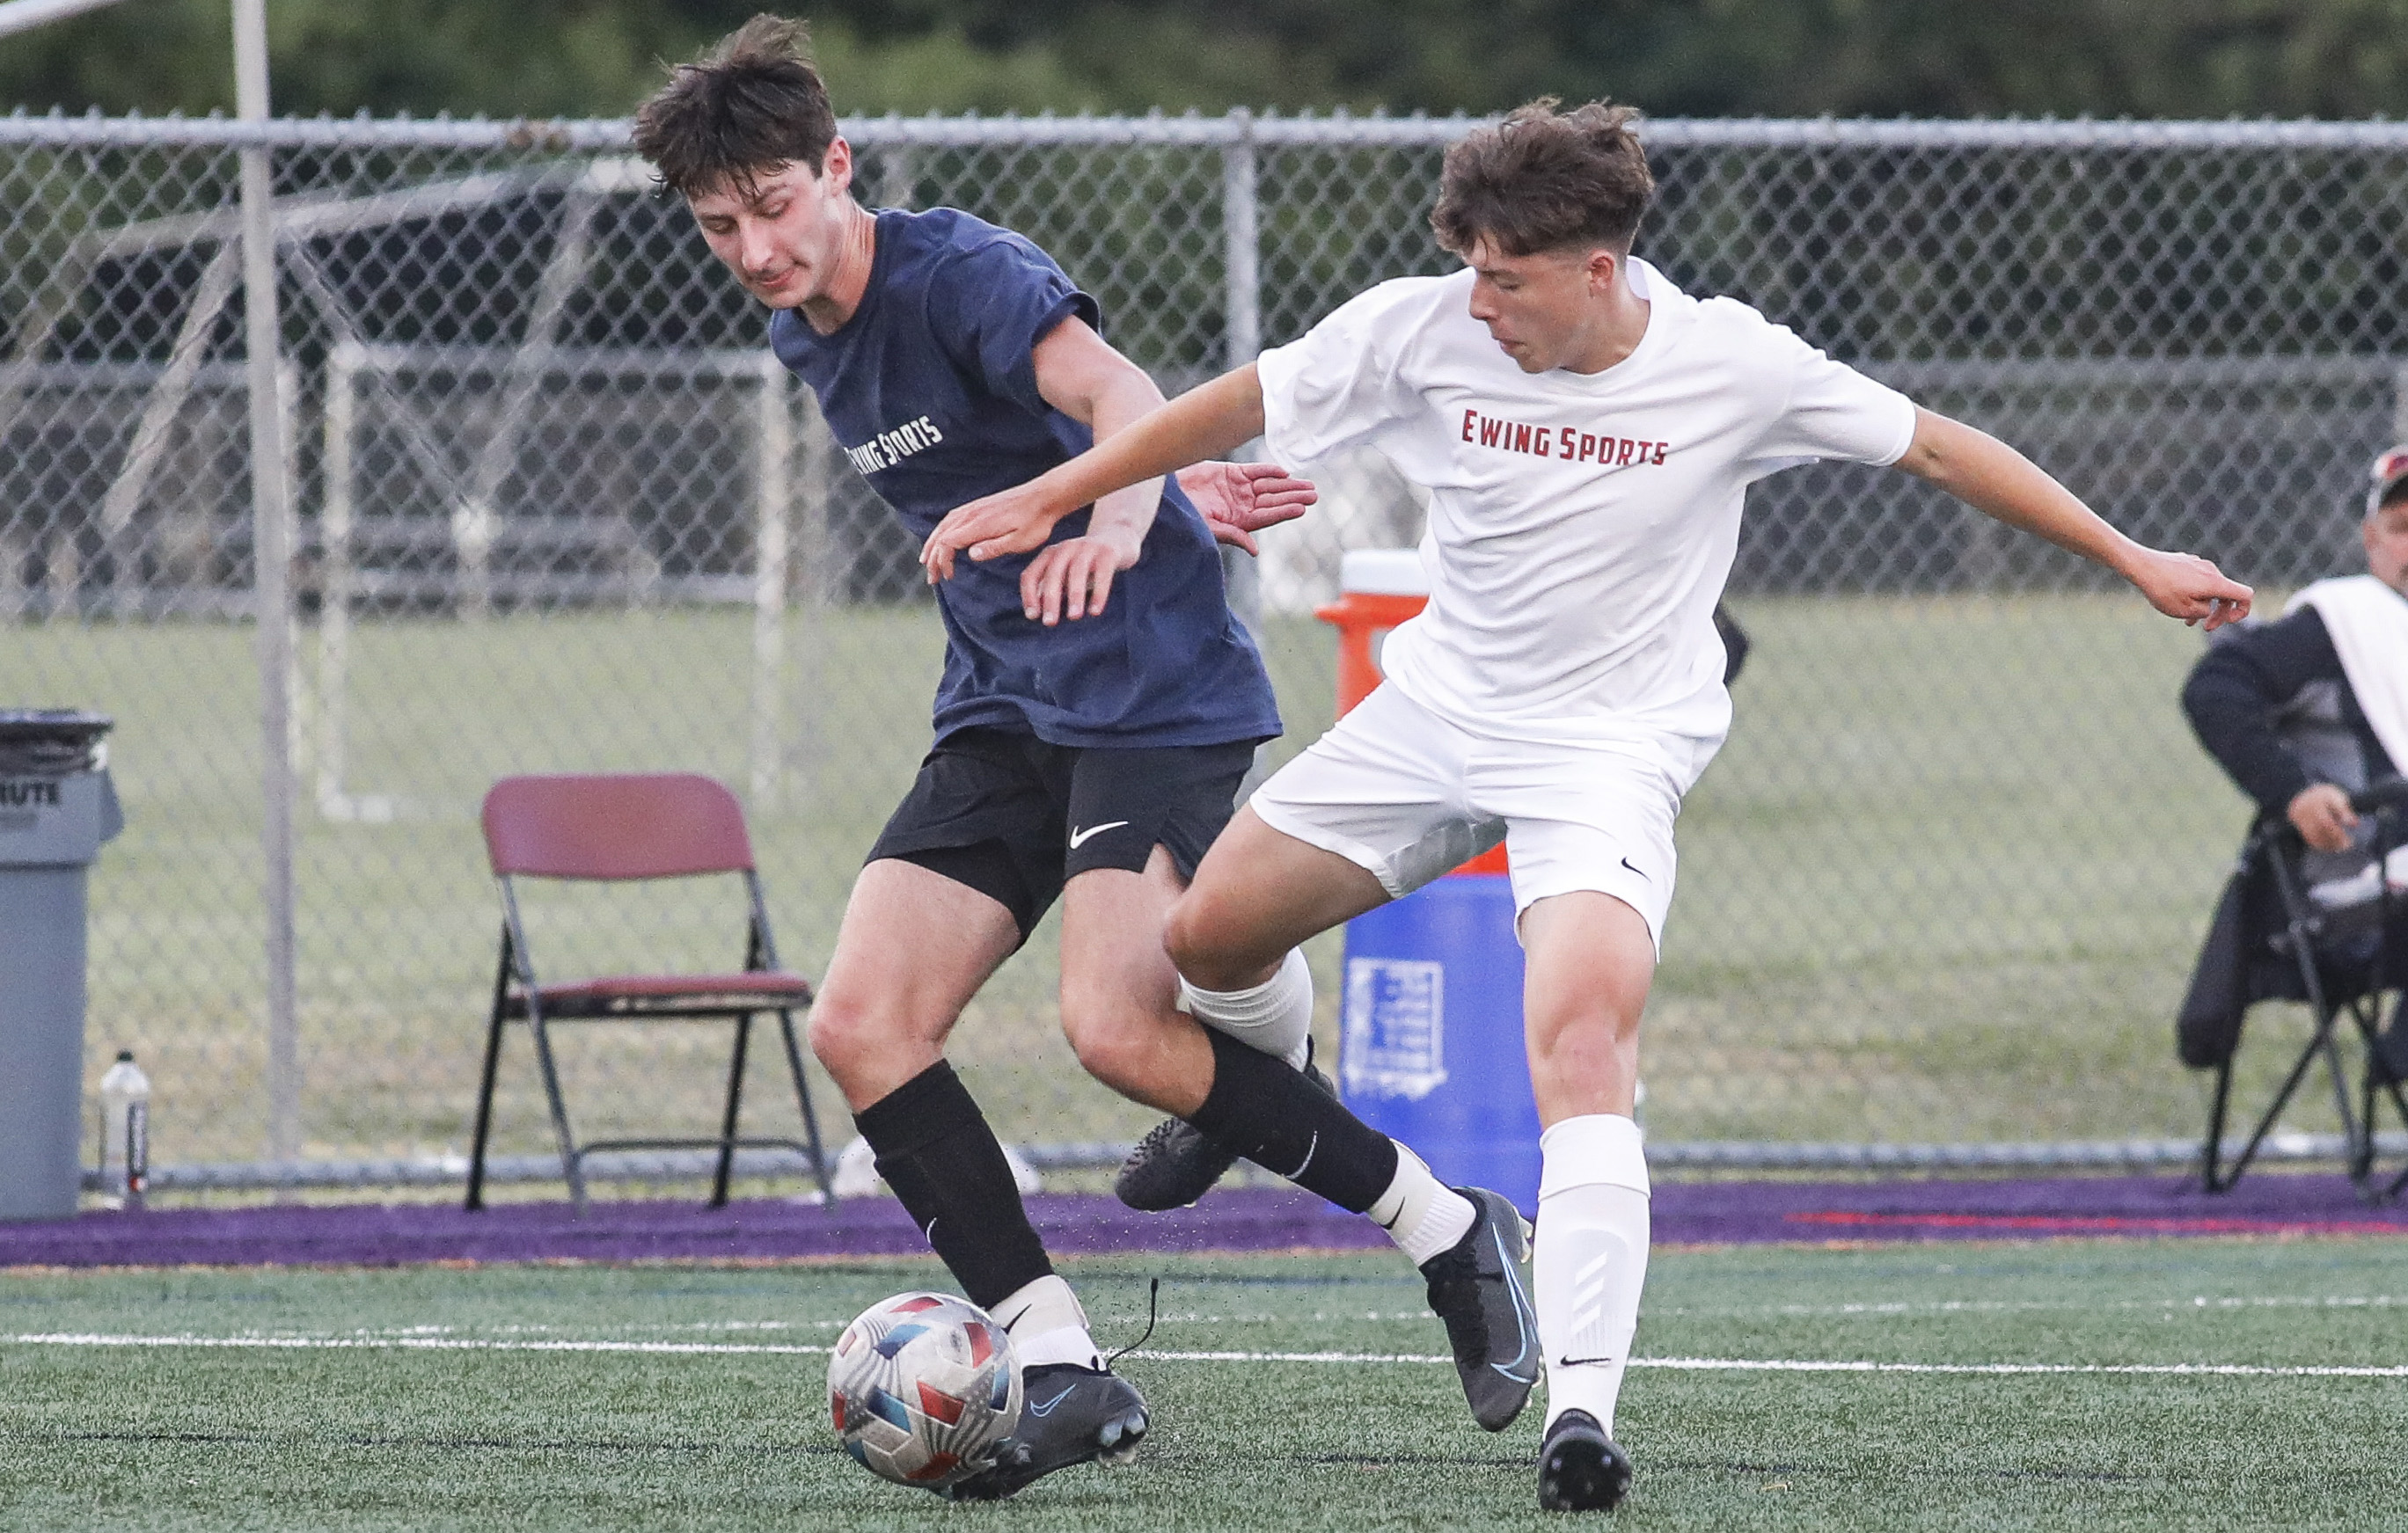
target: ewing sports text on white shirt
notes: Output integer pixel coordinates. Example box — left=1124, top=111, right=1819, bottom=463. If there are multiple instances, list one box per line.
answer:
left=1255, top=259, right=1917, bottom=762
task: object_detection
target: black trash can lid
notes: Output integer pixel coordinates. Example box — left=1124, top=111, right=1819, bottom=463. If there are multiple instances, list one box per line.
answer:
left=0, top=709, right=113, bottom=777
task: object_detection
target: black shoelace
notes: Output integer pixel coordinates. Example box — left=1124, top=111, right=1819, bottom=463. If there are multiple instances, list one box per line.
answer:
left=1106, top=1276, right=1160, bottom=1369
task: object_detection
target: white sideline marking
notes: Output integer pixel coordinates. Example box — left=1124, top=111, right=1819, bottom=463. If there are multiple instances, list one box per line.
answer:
left=1635, top=1356, right=2408, bottom=1379
left=5, top=1332, right=832, bottom=1356
left=1654, top=1292, right=2408, bottom=1320
left=8, top=1332, right=2408, bottom=1376
left=1147, top=1348, right=1453, bottom=1364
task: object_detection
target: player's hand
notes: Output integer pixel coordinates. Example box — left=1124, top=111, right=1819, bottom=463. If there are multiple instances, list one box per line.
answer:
left=2128, top=548, right=2253, bottom=631
left=922, top=485, right=1062, bottom=584
left=2288, top=783, right=2360, bottom=854
left=1175, top=461, right=1317, bottom=556
left=1021, top=528, right=1141, bottom=625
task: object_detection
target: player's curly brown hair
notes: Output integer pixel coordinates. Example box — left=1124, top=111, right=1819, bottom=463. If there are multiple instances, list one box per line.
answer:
left=1431, top=99, right=1654, bottom=259
left=632, top=14, right=838, bottom=200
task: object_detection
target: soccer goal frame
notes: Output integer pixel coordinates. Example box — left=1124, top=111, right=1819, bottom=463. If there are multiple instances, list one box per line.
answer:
left=314, top=339, right=814, bottom=823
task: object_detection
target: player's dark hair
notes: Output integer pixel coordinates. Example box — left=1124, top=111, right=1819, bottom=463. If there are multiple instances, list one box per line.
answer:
left=632, top=14, right=838, bottom=200
left=1431, top=99, right=1654, bottom=259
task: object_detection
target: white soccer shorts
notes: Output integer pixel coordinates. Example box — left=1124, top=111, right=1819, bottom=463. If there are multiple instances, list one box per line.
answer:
left=1248, top=683, right=1696, bottom=953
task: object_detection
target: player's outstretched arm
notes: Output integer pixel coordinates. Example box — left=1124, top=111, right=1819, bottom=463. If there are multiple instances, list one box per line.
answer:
left=1895, top=407, right=2253, bottom=630
left=924, top=365, right=1269, bottom=585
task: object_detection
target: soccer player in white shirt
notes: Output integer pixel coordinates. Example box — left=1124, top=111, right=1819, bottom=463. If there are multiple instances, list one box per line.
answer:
left=925, top=99, right=2254, bottom=1512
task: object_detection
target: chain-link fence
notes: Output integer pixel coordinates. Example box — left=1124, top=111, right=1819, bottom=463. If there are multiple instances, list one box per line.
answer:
left=10, top=111, right=2406, bottom=1190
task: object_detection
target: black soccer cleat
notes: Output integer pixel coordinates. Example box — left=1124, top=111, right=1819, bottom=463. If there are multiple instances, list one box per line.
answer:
left=1420, top=1185, right=1540, bottom=1432
left=1537, top=1409, right=1633, bottom=1513
left=1115, top=1046, right=1336, bottom=1212
left=939, top=1361, right=1150, bottom=1501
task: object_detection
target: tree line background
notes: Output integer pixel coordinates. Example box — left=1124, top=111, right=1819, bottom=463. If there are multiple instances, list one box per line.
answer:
left=4, top=0, right=2407, bottom=121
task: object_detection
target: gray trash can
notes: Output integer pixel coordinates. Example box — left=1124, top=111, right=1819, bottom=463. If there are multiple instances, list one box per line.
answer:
left=0, top=710, right=121, bottom=1222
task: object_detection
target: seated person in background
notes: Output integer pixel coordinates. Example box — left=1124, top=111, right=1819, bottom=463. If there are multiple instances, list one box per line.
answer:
left=2181, top=444, right=2408, bottom=1065
left=2183, top=445, right=2408, bottom=852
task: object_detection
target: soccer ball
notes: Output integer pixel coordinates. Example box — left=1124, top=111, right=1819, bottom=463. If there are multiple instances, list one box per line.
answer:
left=828, top=1291, right=1023, bottom=1490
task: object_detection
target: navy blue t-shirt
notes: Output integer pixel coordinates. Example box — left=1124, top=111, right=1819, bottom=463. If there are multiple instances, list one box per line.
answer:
left=770, top=208, right=1280, bottom=750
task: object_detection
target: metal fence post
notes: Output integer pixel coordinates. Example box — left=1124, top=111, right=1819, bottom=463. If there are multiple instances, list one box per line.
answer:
left=750, top=354, right=794, bottom=810
left=235, top=0, right=300, bottom=1165
left=1223, top=109, right=1260, bottom=370
left=1220, top=109, right=1265, bottom=641
left=788, top=386, right=833, bottom=804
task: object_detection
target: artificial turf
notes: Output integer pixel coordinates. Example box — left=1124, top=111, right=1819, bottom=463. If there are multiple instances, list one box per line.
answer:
left=6, top=1233, right=2406, bottom=1530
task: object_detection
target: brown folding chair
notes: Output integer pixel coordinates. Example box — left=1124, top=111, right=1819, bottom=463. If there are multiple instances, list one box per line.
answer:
left=464, top=772, right=834, bottom=1213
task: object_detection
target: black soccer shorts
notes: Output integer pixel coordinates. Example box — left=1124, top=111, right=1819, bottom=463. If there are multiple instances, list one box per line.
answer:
left=865, top=726, right=1263, bottom=942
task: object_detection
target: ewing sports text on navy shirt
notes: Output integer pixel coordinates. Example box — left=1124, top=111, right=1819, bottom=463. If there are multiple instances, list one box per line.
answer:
left=770, top=208, right=1280, bottom=749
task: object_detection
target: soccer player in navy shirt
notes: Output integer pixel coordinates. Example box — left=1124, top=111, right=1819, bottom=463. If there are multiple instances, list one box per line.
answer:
left=633, top=18, right=1366, bottom=1498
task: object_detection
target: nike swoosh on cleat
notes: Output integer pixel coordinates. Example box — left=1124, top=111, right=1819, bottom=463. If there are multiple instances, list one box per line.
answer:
left=1026, top=1388, right=1077, bottom=1418
left=1488, top=1222, right=1540, bottom=1383
left=1069, top=821, right=1130, bottom=849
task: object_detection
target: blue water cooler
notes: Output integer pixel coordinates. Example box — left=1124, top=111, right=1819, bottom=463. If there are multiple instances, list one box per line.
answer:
left=1338, top=874, right=1539, bottom=1214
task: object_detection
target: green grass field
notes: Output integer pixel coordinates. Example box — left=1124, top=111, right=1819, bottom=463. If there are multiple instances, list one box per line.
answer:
left=7, top=1234, right=2407, bottom=1529
left=17, top=590, right=2290, bottom=1172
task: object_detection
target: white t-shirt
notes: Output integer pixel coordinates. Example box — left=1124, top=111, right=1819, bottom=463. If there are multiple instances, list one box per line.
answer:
left=1257, top=259, right=1916, bottom=770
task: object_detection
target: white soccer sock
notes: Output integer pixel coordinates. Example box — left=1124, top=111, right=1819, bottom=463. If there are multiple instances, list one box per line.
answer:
left=1535, top=1113, right=1651, bottom=1434
left=989, top=1274, right=1102, bottom=1372
left=1180, top=948, right=1314, bottom=1069
left=1366, top=1141, right=1476, bottom=1267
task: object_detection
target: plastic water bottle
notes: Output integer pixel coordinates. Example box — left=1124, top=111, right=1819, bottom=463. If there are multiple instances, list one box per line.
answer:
left=98, top=1050, right=150, bottom=1209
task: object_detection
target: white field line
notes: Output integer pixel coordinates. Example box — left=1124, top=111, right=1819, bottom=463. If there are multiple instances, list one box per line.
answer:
left=5, top=1332, right=832, bottom=1356
left=1635, top=1356, right=2408, bottom=1379
left=1653, top=1292, right=2408, bottom=1319
left=7, top=1332, right=2408, bottom=1377
left=254, top=1293, right=2408, bottom=1336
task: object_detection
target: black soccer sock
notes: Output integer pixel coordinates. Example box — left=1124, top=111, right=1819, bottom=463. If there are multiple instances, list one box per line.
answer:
left=853, top=1061, right=1052, bottom=1312
left=1188, top=1027, right=1400, bottom=1214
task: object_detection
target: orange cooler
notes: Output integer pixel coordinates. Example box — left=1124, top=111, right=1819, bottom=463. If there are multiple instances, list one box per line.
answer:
left=1313, top=550, right=1507, bottom=875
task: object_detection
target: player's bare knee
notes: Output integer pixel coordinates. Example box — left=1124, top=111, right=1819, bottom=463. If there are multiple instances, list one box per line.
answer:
left=805, top=991, right=889, bottom=1078
left=1162, top=894, right=1265, bottom=990
left=1058, top=996, right=1153, bottom=1092
left=1067, top=1029, right=1147, bottom=1095
left=1526, top=1003, right=1642, bottom=1087
left=1160, top=889, right=1207, bottom=967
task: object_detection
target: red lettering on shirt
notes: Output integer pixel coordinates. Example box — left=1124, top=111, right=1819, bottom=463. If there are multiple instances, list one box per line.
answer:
left=1454, top=404, right=1671, bottom=471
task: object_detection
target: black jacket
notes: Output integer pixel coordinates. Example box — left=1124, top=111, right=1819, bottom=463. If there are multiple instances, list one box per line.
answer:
left=2182, top=605, right=2397, bottom=814
left=2176, top=612, right=2405, bottom=1067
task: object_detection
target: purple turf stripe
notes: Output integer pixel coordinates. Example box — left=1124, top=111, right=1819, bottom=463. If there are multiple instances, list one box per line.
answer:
left=0, top=1187, right=1382, bottom=1269
left=2, top=1175, right=2404, bottom=1269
